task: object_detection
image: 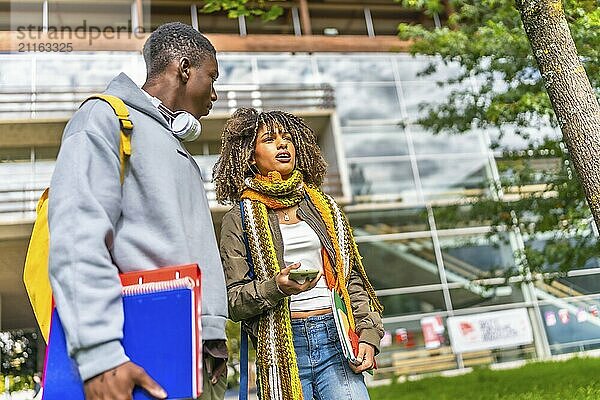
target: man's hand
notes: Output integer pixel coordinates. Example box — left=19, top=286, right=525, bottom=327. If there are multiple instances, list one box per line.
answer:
left=275, top=262, right=322, bottom=295
left=349, top=343, right=375, bottom=374
left=84, top=361, right=167, bottom=400
left=209, top=357, right=228, bottom=385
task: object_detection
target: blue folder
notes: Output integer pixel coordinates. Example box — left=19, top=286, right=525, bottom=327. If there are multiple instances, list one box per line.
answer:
left=43, top=287, right=197, bottom=400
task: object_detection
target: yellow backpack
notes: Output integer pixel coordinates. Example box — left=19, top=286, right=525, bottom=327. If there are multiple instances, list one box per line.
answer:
left=23, top=94, right=133, bottom=342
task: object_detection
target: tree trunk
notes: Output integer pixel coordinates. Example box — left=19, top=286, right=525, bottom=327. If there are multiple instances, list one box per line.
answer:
left=516, top=0, right=600, bottom=227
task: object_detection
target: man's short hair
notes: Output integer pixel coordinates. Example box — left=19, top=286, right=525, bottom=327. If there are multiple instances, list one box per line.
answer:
left=143, top=22, right=216, bottom=80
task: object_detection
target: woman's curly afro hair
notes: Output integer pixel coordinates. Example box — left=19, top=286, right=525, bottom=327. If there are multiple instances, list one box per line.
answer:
left=212, top=108, right=328, bottom=204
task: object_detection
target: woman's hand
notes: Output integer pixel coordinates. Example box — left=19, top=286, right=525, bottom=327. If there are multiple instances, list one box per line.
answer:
left=275, top=262, right=322, bottom=295
left=349, top=343, right=376, bottom=374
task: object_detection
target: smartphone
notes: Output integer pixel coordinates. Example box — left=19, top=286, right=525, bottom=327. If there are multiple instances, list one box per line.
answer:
left=288, top=268, right=319, bottom=283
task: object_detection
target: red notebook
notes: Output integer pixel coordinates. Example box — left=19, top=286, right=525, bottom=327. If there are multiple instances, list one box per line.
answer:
left=119, top=264, right=203, bottom=396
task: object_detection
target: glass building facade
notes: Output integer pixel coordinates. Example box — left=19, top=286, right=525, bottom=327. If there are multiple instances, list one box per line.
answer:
left=2, top=49, right=600, bottom=380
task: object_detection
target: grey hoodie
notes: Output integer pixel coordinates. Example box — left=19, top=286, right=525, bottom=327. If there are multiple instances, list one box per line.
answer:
left=48, top=73, right=227, bottom=381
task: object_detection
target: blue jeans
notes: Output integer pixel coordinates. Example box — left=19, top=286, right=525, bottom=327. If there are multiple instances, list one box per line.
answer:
left=291, top=313, right=370, bottom=400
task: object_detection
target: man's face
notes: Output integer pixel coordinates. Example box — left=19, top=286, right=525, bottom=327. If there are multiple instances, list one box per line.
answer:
left=182, top=55, right=218, bottom=119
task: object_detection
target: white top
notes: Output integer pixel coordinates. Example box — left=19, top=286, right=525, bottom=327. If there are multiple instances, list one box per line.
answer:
left=280, top=221, right=332, bottom=312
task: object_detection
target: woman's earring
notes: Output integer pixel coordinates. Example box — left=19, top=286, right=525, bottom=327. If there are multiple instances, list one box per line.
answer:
left=248, top=161, right=260, bottom=176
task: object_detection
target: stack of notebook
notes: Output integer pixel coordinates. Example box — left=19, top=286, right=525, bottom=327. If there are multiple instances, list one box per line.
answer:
left=42, top=264, right=202, bottom=400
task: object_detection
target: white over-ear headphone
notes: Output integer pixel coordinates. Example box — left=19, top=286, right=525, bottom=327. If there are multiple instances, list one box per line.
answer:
left=157, top=103, right=202, bottom=142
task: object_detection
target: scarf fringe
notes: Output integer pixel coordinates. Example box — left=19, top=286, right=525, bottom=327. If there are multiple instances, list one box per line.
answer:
left=243, top=199, right=304, bottom=400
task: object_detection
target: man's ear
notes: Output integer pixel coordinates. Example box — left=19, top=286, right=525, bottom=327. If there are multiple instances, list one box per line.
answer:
left=178, top=57, right=191, bottom=83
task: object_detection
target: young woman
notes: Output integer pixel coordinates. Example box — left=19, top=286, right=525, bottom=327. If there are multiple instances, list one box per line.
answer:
left=214, top=108, right=383, bottom=400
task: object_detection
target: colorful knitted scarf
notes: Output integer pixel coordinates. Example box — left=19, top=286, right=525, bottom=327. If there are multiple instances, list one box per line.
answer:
left=240, top=170, right=383, bottom=400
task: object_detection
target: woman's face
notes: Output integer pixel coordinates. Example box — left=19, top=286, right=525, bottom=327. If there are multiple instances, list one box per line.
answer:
left=253, top=123, right=296, bottom=179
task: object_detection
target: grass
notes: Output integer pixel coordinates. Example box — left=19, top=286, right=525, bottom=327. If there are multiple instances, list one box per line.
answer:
left=368, top=357, right=600, bottom=400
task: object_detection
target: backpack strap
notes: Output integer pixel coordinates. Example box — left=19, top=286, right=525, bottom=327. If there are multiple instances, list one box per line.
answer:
left=81, top=94, right=133, bottom=184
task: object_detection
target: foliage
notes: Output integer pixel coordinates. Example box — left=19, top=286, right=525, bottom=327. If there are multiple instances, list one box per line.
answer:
left=396, top=0, right=600, bottom=276
left=0, top=330, right=39, bottom=392
left=201, top=0, right=284, bottom=21
left=368, top=357, right=600, bottom=400
left=396, top=0, right=599, bottom=134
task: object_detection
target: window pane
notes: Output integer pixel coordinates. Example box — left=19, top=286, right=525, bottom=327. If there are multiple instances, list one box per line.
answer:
left=438, top=233, right=517, bottom=278
left=379, top=291, right=446, bottom=318
left=449, top=283, right=524, bottom=310
left=370, top=9, right=421, bottom=36
left=432, top=204, right=493, bottom=230
left=245, top=9, right=294, bottom=34
left=417, top=156, right=491, bottom=202
left=7, top=1, right=41, bottom=30
left=526, top=237, right=600, bottom=273
left=148, top=6, right=192, bottom=32
left=216, top=57, right=254, bottom=84
left=0, top=159, right=52, bottom=221
left=23, top=54, right=142, bottom=118
left=396, top=56, right=463, bottom=83
left=342, top=125, right=408, bottom=157
left=0, top=56, right=33, bottom=118
left=0, top=160, right=53, bottom=189
left=0, top=2, right=7, bottom=30
left=0, top=58, right=32, bottom=90
left=555, top=275, right=600, bottom=295
left=395, top=55, right=432, bottom=82
left=317, top=56, right=394, bottom=83
left=309, top=8, right=367, bottom=36
left=256, top=58, right=316, bottom=84
left=334, top=83, right=400, bottom=125
left=349, top=207, right=430, bottom=234
left=539, top=297, right=600, bottom=355
left=348, top=160, right=417, bottom=203
left=0, top=148, right=31, bottom=162
left=489, top=125, right=560, bottom=152
left=35, top=53, right=143, bottom=89
left=35, top=146, right=60, bottom=161
left=358, top=236, right=441, bottom=288
left=400, top=81, right=456, bottom=122
left=195, top=10, right=239, bottom=34
left=48, top=2, right=131, bottom=29
left=410, top=127, right=485, bottom=156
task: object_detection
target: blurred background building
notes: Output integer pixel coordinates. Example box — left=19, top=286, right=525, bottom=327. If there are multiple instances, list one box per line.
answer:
left=0, top=0, right=599, bottom=387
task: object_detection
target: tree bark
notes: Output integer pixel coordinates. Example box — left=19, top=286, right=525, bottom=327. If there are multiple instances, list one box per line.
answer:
left=516, top=0, right=600, bottom=227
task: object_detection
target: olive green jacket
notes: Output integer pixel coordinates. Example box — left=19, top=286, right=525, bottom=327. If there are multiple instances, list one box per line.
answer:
left=219, top=196, right=384, bottom=353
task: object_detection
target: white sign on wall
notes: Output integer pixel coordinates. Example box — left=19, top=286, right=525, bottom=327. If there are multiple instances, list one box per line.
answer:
left=447, top=308, right=533, bottom=353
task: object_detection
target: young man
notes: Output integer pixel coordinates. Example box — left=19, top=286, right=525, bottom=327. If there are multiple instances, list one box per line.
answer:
left=48, top=22, right=228, bottom=400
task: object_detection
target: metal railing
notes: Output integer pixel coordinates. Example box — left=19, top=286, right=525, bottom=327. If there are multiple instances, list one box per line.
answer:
left=0, top=83, right=336, bottom=119
left=0, top=82, right=339, bottom=222
left=0, top=169, right=344, bottom=223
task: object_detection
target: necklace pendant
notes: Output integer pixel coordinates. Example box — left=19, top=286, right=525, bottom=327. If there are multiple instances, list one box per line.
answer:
left=283, top=212, right=290, bottom=221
